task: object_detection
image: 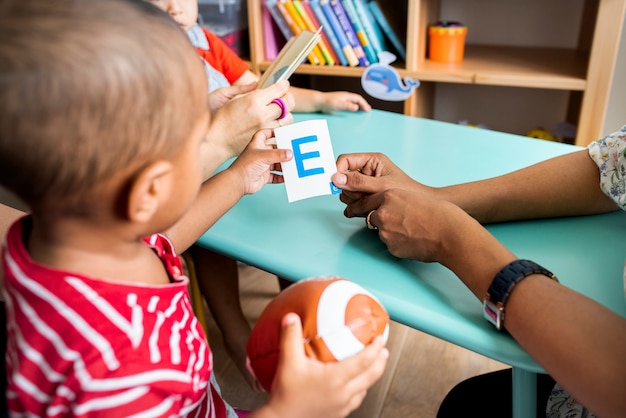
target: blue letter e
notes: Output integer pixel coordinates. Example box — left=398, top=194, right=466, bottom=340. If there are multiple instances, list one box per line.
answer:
left=292, top=135, right=324, bottom=178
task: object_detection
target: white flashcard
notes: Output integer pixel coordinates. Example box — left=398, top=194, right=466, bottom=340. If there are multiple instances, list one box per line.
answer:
left=274, top=119, right=340, bottom=202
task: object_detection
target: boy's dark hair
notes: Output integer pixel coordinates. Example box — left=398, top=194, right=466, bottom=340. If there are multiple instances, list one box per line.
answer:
left=0, top=0, right=207, bottom=212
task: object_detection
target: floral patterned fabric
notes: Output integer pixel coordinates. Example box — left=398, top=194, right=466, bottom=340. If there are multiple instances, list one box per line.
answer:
left=546, top=125, right=626, bottom=418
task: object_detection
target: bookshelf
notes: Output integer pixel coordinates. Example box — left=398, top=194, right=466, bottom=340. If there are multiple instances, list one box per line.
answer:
left=247, top=0, right=626, bottom=146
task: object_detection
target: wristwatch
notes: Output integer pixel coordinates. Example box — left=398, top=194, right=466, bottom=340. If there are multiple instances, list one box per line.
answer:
left=483, top=259, right=558, bottom=331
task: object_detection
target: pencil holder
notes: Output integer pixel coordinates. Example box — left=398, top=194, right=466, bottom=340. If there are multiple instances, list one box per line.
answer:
left=428, top=21, right=467, bottom=63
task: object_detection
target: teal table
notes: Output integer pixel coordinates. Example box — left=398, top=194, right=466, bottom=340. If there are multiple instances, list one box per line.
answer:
left=197, top=110, right=626, bottom=418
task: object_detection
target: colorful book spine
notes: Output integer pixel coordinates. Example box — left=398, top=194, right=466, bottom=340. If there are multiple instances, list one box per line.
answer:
left=308, top=0, right=348, bottom=66
left=329, top=0, right=369, bottom=66
left=262, top=1, right=286, bottom=60
left=282, top=0, right=325, bottom=65
left=293, top=0, right=335, bottom=65
left=276, top=0, right=321, bottom=64
left=368, top=0, right=406, bottom=61
left=265, top=0, right=295, bottom=42
left=352, top=0, right=386, bottom=58
left=300, top=0, right=341, bottom=65
left=340, top=0, right=377, bottom=63
left=319, top=0, right=358, bottom=66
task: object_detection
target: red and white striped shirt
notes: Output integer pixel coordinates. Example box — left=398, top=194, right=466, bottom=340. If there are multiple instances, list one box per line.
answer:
left=2, top=217, right=229, bottom=417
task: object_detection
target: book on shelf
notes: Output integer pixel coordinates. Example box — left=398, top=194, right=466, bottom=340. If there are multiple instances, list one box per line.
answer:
left=340, top=0, right=377, bottom=64
left=328, top=0, right=369, bottom=66
left=262, top=1, right=287, bottom=60
left=352, top=0, right=387, bottom=59
left=319, top=0, right=358, bottom=66
left=257, top=27, right=322, bottom=89
left=367, top=0, right=406, bottom=61
left=281, top=0, right=326, bottom=65
left=308, top=0, right=348, bottom=66
left=300, top=0, right=341, bottom=64
left=275, top=0, right=321, bottom=64
left=264, top=0, right=294, bottom=42
left=292, top=0, right=335, bottom=65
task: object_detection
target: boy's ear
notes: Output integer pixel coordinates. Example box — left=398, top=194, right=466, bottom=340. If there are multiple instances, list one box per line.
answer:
left=126, top=160, right=173, bottom=224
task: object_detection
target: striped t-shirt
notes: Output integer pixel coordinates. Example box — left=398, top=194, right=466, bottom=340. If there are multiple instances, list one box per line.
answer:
left=2, top=217, right=228, bottom=417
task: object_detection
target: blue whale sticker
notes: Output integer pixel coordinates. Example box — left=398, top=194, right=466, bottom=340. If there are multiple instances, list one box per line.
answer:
left=361, top=51, right=419, bottom=101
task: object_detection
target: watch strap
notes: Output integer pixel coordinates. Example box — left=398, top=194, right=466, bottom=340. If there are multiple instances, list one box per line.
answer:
left=483, top=259, right=558, bottom=331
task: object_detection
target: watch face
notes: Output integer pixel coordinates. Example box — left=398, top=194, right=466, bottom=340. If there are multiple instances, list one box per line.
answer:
left=483, top=298, right=504, bottom=330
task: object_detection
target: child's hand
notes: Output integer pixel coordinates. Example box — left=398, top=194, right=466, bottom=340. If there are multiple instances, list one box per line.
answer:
left=228, top=128, right=293, bottom=195
left=253, top=313, right=389, bottom=418
left=318, top=91, right=372, bottom=114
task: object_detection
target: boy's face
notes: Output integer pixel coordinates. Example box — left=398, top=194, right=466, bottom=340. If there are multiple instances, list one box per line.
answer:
left=147, top=0, right=198, bottom=32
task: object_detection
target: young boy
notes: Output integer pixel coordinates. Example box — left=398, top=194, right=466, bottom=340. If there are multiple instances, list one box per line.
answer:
left=0, top=1, right=388, bottom=416
left=148, top=0, right=375, bottom=390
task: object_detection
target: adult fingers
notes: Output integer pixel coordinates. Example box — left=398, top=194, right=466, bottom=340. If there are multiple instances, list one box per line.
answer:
left=331, top=168, right=387, bottom=196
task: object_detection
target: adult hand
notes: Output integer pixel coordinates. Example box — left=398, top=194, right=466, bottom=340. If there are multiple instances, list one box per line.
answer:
left=331, top=152, right=425, bottom=215
left=206, top=80, right=295, bottom=164
left=208, top=83, right=256, bottom=114
left=357, top=189, right=475, bottom=262
left=254, top=313, right=388, bottom=418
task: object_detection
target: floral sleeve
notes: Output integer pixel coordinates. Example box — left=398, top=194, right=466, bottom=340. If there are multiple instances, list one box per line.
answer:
left=587, top=125, right=626, bottom=210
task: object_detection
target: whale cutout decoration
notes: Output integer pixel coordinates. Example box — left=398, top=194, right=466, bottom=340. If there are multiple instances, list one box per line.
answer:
left=361, top=51, right=419, bottom=102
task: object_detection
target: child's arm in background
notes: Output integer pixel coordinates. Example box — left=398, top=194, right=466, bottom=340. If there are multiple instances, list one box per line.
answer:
left=164, top=128, right=292, bottom=253
left=234, top=70, right=371, bottom=114
left=290, top=86, right=371, bottom=114
left=251, top=313, right=388, bottom=418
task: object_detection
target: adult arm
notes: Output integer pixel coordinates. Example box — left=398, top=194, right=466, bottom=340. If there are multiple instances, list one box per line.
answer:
left=438, top=149, right=619, bottom=222
left=332, top=149, right=626, bottom=417
left=430, top=196, right=626, bottom=418
left=332, top=150, right=619, bottom=223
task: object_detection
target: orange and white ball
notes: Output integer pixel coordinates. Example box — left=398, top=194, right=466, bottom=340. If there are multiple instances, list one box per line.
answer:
left=246, top=276, right=390, bottom=392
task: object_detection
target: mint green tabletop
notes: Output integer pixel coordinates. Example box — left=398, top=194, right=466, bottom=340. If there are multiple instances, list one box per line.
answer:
left=197, top=109, right=626, bottom=374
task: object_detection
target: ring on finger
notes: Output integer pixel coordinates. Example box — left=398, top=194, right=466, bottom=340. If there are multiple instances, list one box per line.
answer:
left=366, top=210, right=378, bottom=230
left=271, top=97, right=287, bottom=120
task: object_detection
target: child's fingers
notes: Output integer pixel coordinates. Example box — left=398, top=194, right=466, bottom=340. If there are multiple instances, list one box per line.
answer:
left=250, top=128, right=276, bottom=146
left=275, top=313, right=306, bottom=373
left=338, top=336, right=389, bottom=389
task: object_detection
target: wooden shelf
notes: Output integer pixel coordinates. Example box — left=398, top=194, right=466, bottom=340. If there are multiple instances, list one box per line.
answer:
left=248, top=0, right=626, bottom=146
left=415, top=46, right=588, bottom=90
left=256, top=61, right=408, bottom=78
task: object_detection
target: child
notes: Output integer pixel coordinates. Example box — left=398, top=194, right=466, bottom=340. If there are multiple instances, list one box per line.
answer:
left=148, top=0, right=375, bottom=391
left=0, top=1, right=389, bottom=416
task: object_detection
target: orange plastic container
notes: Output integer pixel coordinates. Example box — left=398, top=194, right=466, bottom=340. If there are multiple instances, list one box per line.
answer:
left=428, top=23, right=467, bottom=63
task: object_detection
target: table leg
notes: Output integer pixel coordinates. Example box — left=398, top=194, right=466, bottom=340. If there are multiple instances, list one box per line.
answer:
left=512, top=367, right=537, bottom=418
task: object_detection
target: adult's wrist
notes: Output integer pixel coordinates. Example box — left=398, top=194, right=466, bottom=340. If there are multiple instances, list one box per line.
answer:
left=483, top=259, right=558, bottom=331
left=439, top=213, right=516, bottom=300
